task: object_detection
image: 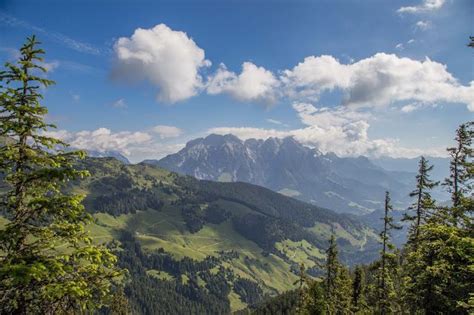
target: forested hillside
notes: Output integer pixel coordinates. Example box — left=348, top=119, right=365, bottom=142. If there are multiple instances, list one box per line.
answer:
left=69, top=157, right=380, bottom=312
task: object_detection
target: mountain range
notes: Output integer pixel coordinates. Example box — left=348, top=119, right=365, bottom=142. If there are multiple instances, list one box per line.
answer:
left=145, top=134, right=422, bottom=215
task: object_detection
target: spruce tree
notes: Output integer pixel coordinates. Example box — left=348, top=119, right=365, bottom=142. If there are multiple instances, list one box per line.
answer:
left=403, top=156, right=438, bottom=244
left=351, top=266, right=366, bottom=313
left=403, top=122, right=473, bottom=313
left=325, top=234, right=338, bottom=303
left=0, top=36, right=121, bottom=313
left=376, top=192, right=401, bottom=315
left=323, top=235, right=352, bottom=314
left=444, top=121, right=473, bottom=224
left=297, top=263, right=326, bottom=315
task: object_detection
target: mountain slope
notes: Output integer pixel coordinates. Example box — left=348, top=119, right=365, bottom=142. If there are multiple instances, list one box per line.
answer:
left=75, top=157, right=379, bottom=312
left=149, top=134, right=413, bottom=214
left=0, top=156, right=380, bottom=312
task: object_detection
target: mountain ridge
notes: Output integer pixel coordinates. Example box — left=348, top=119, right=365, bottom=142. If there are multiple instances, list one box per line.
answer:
left=145, top=134, right=414, bottom=214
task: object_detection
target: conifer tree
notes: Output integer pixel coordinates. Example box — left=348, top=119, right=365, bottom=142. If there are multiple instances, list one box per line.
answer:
left=444, top=121, right=473, bottom=224
left=351, top=265, right=366, bottom=313
left=403, top=122, right=473, bottom=313
left=0, top=36, right=121, bottom=313
left=297, top=263, right=326, bottom=315
left=325, top=235, right=338, bottom=302
left=302, top=281, right=326, bottom=315
left=376, top=192, right=401, bottom=315
left=323, top=235, right=352, bottom=314
left=403, top=156, right=438, bottom=244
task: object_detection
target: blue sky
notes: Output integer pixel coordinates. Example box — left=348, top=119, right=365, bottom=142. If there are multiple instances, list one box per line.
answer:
left=0, top=0, right=472, bottom=162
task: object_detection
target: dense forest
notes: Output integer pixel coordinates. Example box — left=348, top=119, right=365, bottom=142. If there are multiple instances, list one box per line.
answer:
left=0, top=37, right=472, bottom=314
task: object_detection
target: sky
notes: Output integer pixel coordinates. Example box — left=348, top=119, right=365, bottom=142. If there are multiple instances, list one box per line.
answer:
left=0, top=0, right=473, bottom=163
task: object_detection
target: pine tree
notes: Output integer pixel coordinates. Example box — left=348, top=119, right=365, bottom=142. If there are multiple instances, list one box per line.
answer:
left=444, top=121, right=473, bottom=224
left=376, top=192, right=401, bottom=315
left=403, top=122, right=473, bottom=314
left=0, top=36, right=121, bottom=313
left=302, top=281, right=326, bottom=315
left=351, top=266, right=366, bottom=313
left=297, top=263, right=326, bottom=315
left=324, top=235, right=352, bottom=314
left=325, top=234, right=338, bottom=303
left=403, top=156, right=438, bottom=244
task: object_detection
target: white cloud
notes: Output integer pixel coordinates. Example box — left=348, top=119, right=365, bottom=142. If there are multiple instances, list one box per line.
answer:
left=112, top=98, right=127, bottom=108
left=107, top=24, right=471, bottom=113
left=266, top=118, right=287, bottom=126
left=209, top=102, right=446, bottom=158
left=207, top=62, right=279, bottom=104
left=44, top=128, right=152, bottom=155
left=407, top=39, right=416, bottom=44
left=281, top=55, right=351, bottom=100
left=152, top=125, right=184, bottom=139
left=401, top=103, right=422, bottom=113
left=281, top=53, right=474, bottom=111
left=398, top=0, right=446, bottom=13
left=208, top=127, right=291, bottom=140
left=415, top=20, right=431, bottom=31
left=396, top=43, right=404, bottom=50
left=41, top=127, right=187, bottom=162
left=111, top=24, right=211, bottom=103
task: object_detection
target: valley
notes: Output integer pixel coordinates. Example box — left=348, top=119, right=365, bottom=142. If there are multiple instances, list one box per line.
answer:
left=71, top=157, right=380, bottom=311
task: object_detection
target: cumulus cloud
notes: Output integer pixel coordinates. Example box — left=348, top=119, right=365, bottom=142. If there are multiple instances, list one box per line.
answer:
left=209, top=102, right=446, bottom=158
left=397, top=0, right=446, bottom=13
left=401, top=103, right=420, bottom=113
left=281, top=53, right=474, bottom=111
left=415, top=20, right=431, bottom=31
left=108, top=24, right=472, bottom=112
left=44, top=128, right=152, bottom=155
left=111, top=24, right=211, bottom=103
left=152, top=125, right=184, bottom=139
left=207, top=62, right=279, bottom=104
left=42, top=127, right=188, bottom=162
left=281, top=55, right=351, bottom=100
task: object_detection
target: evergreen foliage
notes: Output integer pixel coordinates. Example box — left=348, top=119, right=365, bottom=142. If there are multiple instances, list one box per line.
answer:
left=293, top=121, right=473, bottom=315
left=0, top=36, right=121, bottom=313
left=403, top=156, right=438, bottom=244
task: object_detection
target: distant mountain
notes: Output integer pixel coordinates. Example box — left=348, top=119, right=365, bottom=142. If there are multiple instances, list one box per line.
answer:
left=85, top=149, right=130, bottom=164
left=145, top=134, right=414, bottom=215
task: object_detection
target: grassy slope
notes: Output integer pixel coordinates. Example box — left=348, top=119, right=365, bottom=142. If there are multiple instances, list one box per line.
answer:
left=1, top=157, right=379, bottom=311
